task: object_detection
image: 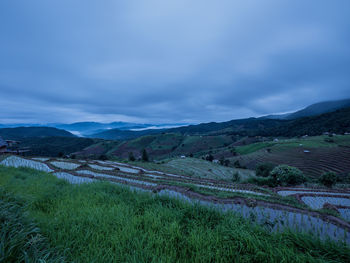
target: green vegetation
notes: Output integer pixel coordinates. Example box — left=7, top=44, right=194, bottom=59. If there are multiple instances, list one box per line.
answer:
left=236, top=142, right=275, bottom=155
left=270, top=165, right=306, bottom=186
left=1, top=166, right=349, bottom=262
left=256, top=163, right=275, bottom=177
left=142, top=149, right=149, bottom=162
left=319, top=172, right=338, bottom=188
left=128, top=152, right=136, bottom=161
left=0, top=190, right=64, bottom=262
left=0, top=127, right=75, bottom=140
left=17, top=137, right=95, bottom=157
left=133, top=157, right=256, bottom=182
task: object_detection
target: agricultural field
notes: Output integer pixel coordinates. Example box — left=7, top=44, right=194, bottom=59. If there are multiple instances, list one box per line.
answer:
left=130, top=157, right=255, bottom=182
left=229, top=135, right=350, bottom=178
left=2, top=166, right=350, bottom=262
left=1, top=155, right=350, bottom=250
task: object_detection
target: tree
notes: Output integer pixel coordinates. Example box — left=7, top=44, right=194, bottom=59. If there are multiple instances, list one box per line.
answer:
left=206, top=154, right=214, bottom=162
left=256, top=163, right=275, bottom=177
left=233, top=160, right=241, bottom=168
left=319, top=172, right=337, bottom=188
left=99, top=154, right=108, bottom=161
left=128, top=152, right=135, bottom=162
left=224, top=159, right=230, bottom=167
left=142, top=149, right=149, bottom=162
left=270, top=165, right=306, bottom=186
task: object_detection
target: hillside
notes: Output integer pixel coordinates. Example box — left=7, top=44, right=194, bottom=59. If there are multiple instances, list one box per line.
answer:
left=168, top=107, right=350, bottom=137
left=19, top=137, right=96, bottom=157
left=1, top=164, right=349, bottom=262
left=0, top=126, right=75, bottom=140
left=262, top=98, right=350, bottom=120
left=90, top=128, right=161, bottom=140
left=286, top=98, right=350, bottom=119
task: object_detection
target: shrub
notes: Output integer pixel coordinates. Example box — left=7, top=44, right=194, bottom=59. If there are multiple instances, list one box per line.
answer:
left=256, top=163, right=275, bottom=177
left=233, top=160, right=241, bottom=168
left=270, top=165, right=306, bottom=186
left=128, top=152, right=135, bottom=162
left=99, top=154, right=108, bottom=161
left=247, top=176, right=277, bottom=187
left=232, top=172, right=241, bottom=183
left=205, top=154, right=214, bottom=162
left=142, top=149, right=149, bottom=162
left=224, top=159, right=230, bottom=167
left=319, top=172, right=337, bottom=187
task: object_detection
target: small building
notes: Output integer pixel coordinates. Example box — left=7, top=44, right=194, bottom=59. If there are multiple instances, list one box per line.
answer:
left=180, top=155, right=186, bottom=159
left=213, top=159, right=219, bottom=164
left=304, top=150, right=310, bottom=153
left=273, top=138, right=279, bottom=142
left=302, top=135, right=308, bottom=138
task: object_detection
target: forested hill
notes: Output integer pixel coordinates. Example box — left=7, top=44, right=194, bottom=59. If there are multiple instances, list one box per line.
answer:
left=168, top=107, right=350, bottom=137
left=88, top=107, right=350, bottom=140
left=0, top=127, right=75, bottom=140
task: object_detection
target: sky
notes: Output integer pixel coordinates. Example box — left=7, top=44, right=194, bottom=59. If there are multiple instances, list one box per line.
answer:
left=0, top=0, right=349, bottom=124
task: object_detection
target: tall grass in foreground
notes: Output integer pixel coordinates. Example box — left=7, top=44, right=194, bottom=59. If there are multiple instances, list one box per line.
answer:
left=0, top=166, right=350, bottom=262
left=0, top=191, right=64, bottom=263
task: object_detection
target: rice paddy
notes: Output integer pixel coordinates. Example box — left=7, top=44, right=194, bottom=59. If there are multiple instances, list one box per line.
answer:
left=1, top=155, right=350, bottom=246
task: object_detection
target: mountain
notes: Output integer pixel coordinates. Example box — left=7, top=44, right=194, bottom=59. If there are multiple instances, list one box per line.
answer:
left=286, top=98, right=350, bottom=119
left=263, top=98, right=350, bottom=120
left=90, top=128, right=162, bottom=140
left=0, top=127, right=75, bottom=140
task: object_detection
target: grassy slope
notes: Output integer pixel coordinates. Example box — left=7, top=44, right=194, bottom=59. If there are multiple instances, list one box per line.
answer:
left=229, top=135, right=350, bottom=177
left=0, top=190, right=64, bottom=262
left=1, top=166, right=350, bottom=262
left=128, top=157, right=255, bottom=182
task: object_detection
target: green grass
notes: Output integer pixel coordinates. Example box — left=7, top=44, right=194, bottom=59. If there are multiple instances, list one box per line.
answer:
left=234, top=135, right=350, bottom=156
left=131, top=157, right=256, bottom=182
left=1, top=166, right=350, bottom=262
left=0, top=190, right=64, bottom=262
left=236, top=142, right=276, bottom=155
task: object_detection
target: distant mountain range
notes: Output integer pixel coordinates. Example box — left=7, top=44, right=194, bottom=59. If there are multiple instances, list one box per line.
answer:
left=0, top=127, right=75, bottom=140
left=0, top=122, right=188, bottom=137
left=0, top=98, right=349, bottom=140
left=89, top=98, right=350, bottom=139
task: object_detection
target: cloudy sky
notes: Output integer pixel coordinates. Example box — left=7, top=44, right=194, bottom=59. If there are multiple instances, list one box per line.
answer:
left=0, top=0, right=349, bottom=124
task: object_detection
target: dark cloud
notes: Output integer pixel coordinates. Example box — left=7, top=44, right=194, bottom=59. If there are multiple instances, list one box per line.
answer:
left=0, top=0, right=349, bottom=124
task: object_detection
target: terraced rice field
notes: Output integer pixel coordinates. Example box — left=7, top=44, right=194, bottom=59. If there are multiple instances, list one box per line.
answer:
left=1, top=155, right=350, bottom=244
left=276, top=188, right=350, bottom=221
left=233, top=146, right=350, bottom=177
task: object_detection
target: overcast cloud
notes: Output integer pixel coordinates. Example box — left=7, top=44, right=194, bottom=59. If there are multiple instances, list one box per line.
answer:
left=0, top=0, right=349, bottom=124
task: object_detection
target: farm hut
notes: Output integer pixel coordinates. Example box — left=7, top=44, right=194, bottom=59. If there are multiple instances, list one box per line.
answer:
left=180, top=155, right=186, bottom=159
left=0, top=136, right=8, bottom=154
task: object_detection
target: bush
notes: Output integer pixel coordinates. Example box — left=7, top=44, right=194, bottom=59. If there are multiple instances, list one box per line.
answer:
left=142, top=149, right=149, bottom=162
left=247, top=176, right=277, bottom=187
left=270, top=165, right=306, bottom=186
left=256, top=163, right=275, bottom=177
left=319, top=172, right=337, bottom=187
left=233, top=160, right=241, bottom=168
left=232, top=172, right=241, bottom=183
left=99, top=154, right=108, bottom=161
left=205, top=154, right=214, bottom=162
left=128, top=152, right=135, bottom=162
